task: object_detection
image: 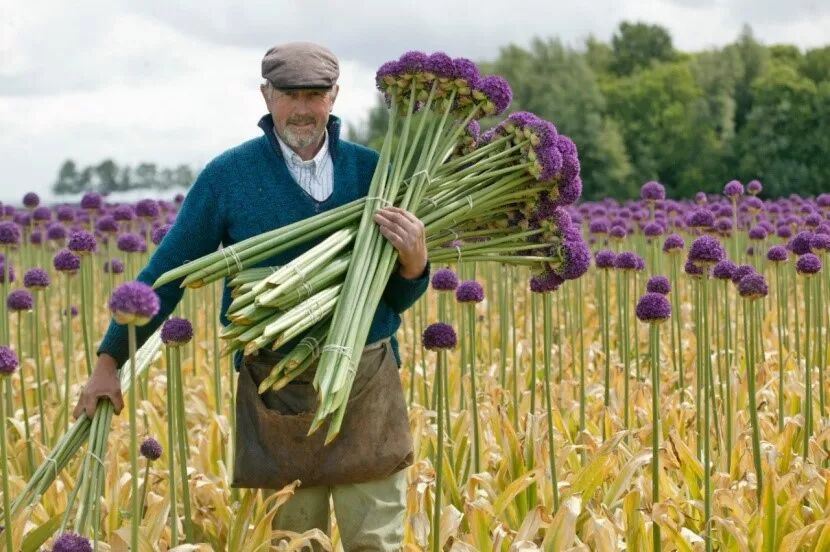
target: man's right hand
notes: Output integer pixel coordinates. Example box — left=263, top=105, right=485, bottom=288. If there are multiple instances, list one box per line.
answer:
left=72, top=353, right=124, bottom=419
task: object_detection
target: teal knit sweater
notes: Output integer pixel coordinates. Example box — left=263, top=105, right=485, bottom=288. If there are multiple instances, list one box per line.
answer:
left=97, top=114, right=430, bottom=369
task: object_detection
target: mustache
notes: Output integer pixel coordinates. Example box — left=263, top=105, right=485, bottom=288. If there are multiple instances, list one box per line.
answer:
left=287, top=117, right=317, bottom=126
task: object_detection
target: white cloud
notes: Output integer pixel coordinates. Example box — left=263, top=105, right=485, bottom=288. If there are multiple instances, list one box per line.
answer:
left=0, top=0, right=827, bottom=204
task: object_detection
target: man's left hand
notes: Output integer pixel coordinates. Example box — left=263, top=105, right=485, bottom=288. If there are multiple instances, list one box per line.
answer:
left=373, top=206, right=428, bottom=279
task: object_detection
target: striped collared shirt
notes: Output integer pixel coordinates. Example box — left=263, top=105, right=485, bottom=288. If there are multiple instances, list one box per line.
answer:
left=273, top=127, right=333, bottom=202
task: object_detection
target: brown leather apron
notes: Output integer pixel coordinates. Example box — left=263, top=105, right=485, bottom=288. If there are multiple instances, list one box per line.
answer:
left=231, top=338, right=414, bottom=490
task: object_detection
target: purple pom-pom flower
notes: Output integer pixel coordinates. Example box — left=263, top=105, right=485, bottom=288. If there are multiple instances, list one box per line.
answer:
left=67, top=230, right=97, bottom=254
left=712, top=260, right=737, bottom=280
left=140, top=437, right=163, bottom=461
left=646, top=276, right=671, bottom=295
left=663, top=234, right=684, bottom=253
left=723, top=180, right=744, bottom=198
left=640, top=181, right=665, bottom=202
left=738, top=273, right=768, bottom=299
left=422, top=322, right=458, bottom=350
left=109, top=281, right=160, bottom=326
left=456, top=280, right=484, bottom=303
left=595, top=249, right=616, bottom=269
left=796, top=253, right=822, bottom=275
left=52, top=532, right=93, bottom=552
left=688, top=236, right=725, bottom=266
left=80, top=192, right=103, bottom=211
left=0, top=221, right=21, bottom=245
left=767, top=246, right=789, bottom=263
left=0, top=346, right=18, bottom=375
left=161, top=317, right=194, bottom=346
left=431, top=268, right=459, bottom=291
left=636, top=292, right=672, bottom=323
left=23, top=267, right=50, bottom=289
left=53, top=249, right=81, bottom=274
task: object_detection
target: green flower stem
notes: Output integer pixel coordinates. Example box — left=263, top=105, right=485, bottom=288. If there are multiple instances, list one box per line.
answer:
left=602, top=268, right=611, bottom=439
left=165, top=347, right=180, bottom=546
left=543, top=292, right=559, bottom=511
left=747, top=298, right=763, bottom=499
left=0, top=377, right=13, bottom=552
left=650, top=322, right=662, bottom=552
left=701, top=276, right=712, bottom=552
left=671, top=255, right=684, bottom=393
left=774, top=263, right=785, bottom=431
left=173, top=345, right=194, bottom=541
left=31, top=293, right=47, bottom=443
left=210, top=283, right=221, bottom=415
left=128, top=324, right=140, bottom=552
left=694, top=280, right=702, bottom=458
left=432, top=348, right=446, bottom=552
left=622, top=271, right=631, bottom=431
left=803, top=275, right=813, bottom=460
left=466, top=304, right=481, bottom=474
left=79, top=255, right=94, bottom=376
left=16, top=313, right=35, bottom=475
left=723, top=280, right=733, bottom=472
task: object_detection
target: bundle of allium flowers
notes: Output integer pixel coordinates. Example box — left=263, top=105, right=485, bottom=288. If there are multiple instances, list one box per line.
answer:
left=154, top=50, right=588, bottom=442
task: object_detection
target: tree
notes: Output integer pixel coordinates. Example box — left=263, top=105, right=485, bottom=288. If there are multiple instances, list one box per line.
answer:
left=610, top=21, right=675, bottom=76
left=94, top=159, right=119, bottom=194
left=801, top=46, right=830, bottom=84
left=53, top=160, right=81, bottom=195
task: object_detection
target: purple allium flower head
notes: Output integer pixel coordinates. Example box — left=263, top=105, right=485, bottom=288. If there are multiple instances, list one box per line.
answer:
left=451, top=57, right=480, bottom=86
left=747, top=179, right=762, bottom=195
left=595, top=249, right=616, bottom=269
left=424, top=52, right=454, bottom=78
left=789, top=231, right=814, bottom=255
left=610, top=225, right=627, bottom=239
left=56, top=206, right=75, bottom=222
left=6, top=289, right=32, bottom=311
left=767, top=245, right=789, bottom=262
left=744, top=197, right=763, bottom=211
left=456, top=280, right=484, bottom=303
left=777, top=225, right=793, bottom=239
left=135, top=199, right=160, bottom=219
left=684, top=259, right=705, bottom=277
left=643, top=222, right=663, bottom=238
left=398, top=50, right=428, bottom=73
left=46, top=223, right=67, bottom=241
left=640, top=181, right=665, bottom=202
left=431, top=268, right=459, bottom=291
left=687, top=209, right=715, bottom=229
left=636, top=292, right=672, bottom=323
left=422, top=322, right=458, bottom=350
left=113, top=204, right=135, bottom=222
left=559, top=238, right=591, bottom=279
left=140, top=437, right=163, bottom=461
left=14, top=212, right=31, bottom=227
left=52, top=532, right=93, bottom=552
left=811, top=234, right=830, bottom=253
left=688, top=236, right=725, bottom=266
left=80, top=192, right=103, bottom=211
left=109, top=281, right=160, bottom=325
left=151, top=224, right=172, bottom=245
left=748, top=226, right=767, bottom=240
left=663, top=233, right=685, bottom=253
left=477, top=75, right=512, bottom=115
left=0, top=346, right=18, bottom=375
left=529, top=269, right=564, bottom=293
left=103, top=258, right=125, bottom=274
left=615, top=251, right=639, bottom=270
left=738, top=273, right=768, bottom=299
left=117, top=233, right=145, bottom=253
left=161, top=317, right=193, bottom=346
left=22, top=192, right=40, bottom=208
left=0, top=221, right=21, bottom=245
left=723, top=180, right=744, bottom=198
left=731, top=264, right=755, bottom=285
left=53, top=249, right=81, bottom=274
left=646, top=276, right=671, bottom=295
left=805, top=213, right=822, bottom=228
left=96, top=215, right=119, bottom=234
left=29, top=230, right=43, bottom=245
left=796, top=253, right=822, bottom=275
left=23, top=267, right=50, bottom=289
left=712, top=259, right=737, bottom=280
left=67, top=230, right=97, bottom=254
left=817, top=223, right=830, bottom=236
left=589, top=220, right=609, bottom=234
left=33, top=206, right=52, bottom=222
left=556, top=176, right=582, bottom=206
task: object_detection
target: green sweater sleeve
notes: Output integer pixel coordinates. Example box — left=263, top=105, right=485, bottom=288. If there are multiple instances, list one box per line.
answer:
left=381, top=260, right=431, bottom=314
left=96, top=165, right=224, bottom=369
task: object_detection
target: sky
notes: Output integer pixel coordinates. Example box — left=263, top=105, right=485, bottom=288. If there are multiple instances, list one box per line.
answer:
left=1, top=0, right=828, bottom=205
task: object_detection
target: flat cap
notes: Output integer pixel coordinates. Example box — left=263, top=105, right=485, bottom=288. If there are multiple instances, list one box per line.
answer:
left=262, top=42, right=339, bottom=90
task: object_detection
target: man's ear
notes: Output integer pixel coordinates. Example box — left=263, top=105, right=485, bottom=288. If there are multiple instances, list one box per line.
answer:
left=329, top=84, right=340, bottom=110
left=260, top=83, right=271, bottom=103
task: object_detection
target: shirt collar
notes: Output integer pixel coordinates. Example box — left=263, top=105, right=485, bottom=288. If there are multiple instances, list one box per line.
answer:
left=273, top=127, right=329, bottom=177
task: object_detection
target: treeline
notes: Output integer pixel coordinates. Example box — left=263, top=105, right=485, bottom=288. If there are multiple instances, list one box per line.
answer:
left=52, top=159, right=197, bottom=195
left=349, top=23, right=830, bottom=200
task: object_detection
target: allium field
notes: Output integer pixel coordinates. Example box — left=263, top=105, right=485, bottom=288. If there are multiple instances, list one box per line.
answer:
left=1, top=181, right=830, bottom=551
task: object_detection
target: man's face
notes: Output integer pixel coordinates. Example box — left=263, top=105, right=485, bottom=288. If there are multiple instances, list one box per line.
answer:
left=262, top=85, right=338, bottom=151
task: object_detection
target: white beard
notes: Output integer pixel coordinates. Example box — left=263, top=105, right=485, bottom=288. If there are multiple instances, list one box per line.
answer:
left=281, top=124, right=323, bottom=150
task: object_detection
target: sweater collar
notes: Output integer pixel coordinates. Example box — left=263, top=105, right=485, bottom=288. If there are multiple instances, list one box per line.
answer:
left=258, top=113, right=342, bottom=161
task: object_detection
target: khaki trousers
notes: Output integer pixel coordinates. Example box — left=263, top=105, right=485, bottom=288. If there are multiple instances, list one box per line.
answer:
left=266, top=468, right=407, bottom=551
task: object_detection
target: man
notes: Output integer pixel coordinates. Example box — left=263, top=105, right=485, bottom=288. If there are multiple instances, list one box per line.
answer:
left=73, top=42, right=429, bottom=550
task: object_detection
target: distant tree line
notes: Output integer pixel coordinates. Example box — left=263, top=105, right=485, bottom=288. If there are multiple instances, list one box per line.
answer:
left=349, top=22, right=830, bottom=200
left=52, top=159, right=197, bottom=195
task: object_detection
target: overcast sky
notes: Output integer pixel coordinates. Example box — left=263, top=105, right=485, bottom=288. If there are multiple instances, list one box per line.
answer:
left=1, top=0, right=828, bottom=205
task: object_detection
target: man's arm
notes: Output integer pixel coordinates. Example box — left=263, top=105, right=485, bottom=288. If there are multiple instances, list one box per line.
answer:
left=374, top=206, right=430, bottom=313
left=74, top=165, right=225, bottom=418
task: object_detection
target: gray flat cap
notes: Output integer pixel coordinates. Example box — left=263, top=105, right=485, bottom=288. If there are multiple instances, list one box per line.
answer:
left=262, top=42, right=339, bottom=89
